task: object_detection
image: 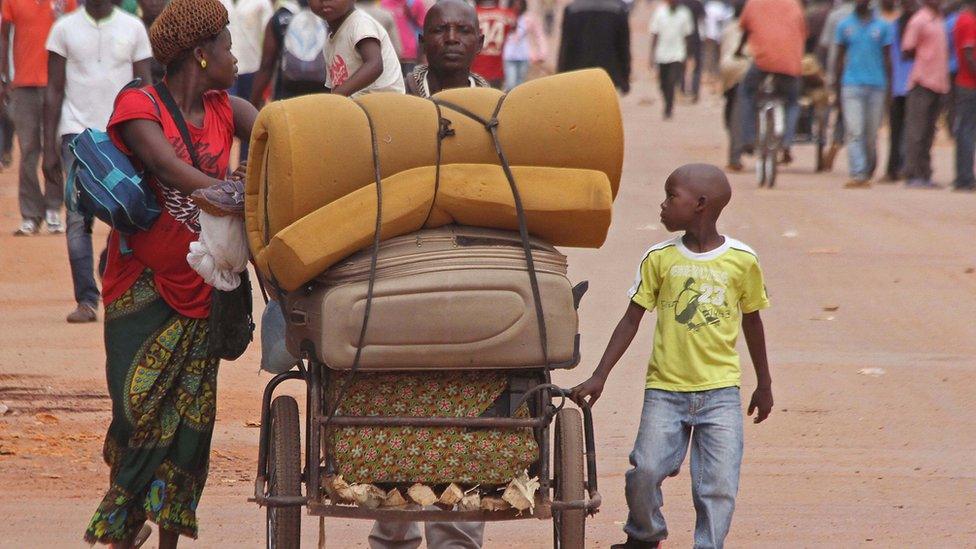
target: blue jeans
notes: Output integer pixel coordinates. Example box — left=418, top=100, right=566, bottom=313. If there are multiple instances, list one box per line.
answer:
left=736, top=65, right=800, bottom=150
left=624, top=387, right=743, bottom=548
left=504, top=59, right=530, bottom=91
left=841, top=85, right=886, bottom=180
left=61, top=134, right=100, bottom=307
left=230, top=72, right=255, bottom=159
left=953, top=86, right=976, bottom=189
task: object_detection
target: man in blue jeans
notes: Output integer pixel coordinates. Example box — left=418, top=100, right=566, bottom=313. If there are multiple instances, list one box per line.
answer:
left=42, top=0, right=152, bottom=322
left=835, top=0, right=893, bottom=188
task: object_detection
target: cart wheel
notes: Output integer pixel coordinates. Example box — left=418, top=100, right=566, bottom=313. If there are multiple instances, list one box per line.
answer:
left=267, top=396, right=301, bottom=549
left=553, top=408, right=585, bottom=549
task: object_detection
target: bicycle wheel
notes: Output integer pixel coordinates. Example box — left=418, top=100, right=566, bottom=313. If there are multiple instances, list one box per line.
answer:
left=764, top=107, right=779, bottom=188
left=814, top=107, right=827, bottom=172
left=756, top=108, right=768, bottom=187
left=765, top=148, right=778, bottom=187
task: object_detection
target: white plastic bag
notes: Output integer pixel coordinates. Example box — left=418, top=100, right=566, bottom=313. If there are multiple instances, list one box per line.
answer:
left=187, top=211, right=249, bottom=291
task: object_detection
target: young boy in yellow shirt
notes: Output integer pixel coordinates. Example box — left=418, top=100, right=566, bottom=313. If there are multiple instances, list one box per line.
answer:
left=572, top=163, right=774, bottom=549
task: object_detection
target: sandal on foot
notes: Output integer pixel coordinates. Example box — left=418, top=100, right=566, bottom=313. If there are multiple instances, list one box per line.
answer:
left=133, top=524, right=152, bottom=548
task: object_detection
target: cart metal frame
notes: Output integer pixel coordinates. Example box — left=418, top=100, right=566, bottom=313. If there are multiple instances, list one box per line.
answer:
left=250, top=357, right=601, bottom=547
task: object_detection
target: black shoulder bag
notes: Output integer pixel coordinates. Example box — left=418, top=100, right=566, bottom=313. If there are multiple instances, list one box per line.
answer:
left=154, top=83, right=255, bottom=361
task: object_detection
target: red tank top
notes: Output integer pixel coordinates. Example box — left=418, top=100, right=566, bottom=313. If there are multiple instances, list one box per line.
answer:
left=102, top=86, right=235, bottom=319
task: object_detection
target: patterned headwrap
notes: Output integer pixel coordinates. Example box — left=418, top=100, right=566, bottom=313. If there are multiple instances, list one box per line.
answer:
left=149, top=0, right=230, bottom=66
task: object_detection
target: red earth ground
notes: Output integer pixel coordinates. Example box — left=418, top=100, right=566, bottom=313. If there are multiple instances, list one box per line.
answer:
left=1, top=4, right=974, bottom=547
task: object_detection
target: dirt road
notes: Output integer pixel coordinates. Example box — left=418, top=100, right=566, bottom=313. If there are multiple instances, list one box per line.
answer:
left=2, top=18, right=975, bottom=549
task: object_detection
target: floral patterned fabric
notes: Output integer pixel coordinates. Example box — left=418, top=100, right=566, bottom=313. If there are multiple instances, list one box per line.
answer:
left=85, top=271, right=218, bottom=544
left=327, top=371, right=539, bottom=485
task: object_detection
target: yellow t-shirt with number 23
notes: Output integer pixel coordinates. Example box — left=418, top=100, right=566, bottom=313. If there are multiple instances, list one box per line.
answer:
left=628, top=235, right=770, bottom=391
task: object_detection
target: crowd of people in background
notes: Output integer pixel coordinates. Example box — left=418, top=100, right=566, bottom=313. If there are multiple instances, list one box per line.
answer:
left=660, top=0, right=976, bottom=192
left=2, top=0, right=974, bottom=320
left=0, top=0, right=969, bottom=331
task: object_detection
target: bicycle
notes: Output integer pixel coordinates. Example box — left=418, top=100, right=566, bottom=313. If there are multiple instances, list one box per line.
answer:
left=755, top=74, right=787, bottom=188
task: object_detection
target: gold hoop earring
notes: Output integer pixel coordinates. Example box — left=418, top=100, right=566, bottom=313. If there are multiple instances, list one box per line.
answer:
left=200, top=59, right=208, bottom=69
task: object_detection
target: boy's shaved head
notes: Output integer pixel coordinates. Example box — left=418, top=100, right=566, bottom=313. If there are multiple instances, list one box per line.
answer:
left=669, top=163, right=731, bottom=217
left=660, top=163, right=731, bottom=232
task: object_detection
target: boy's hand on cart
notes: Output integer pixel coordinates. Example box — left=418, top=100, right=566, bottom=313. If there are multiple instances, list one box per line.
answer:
left=571, top=375, right=606, bottom=407
left=747, top=386, right=773, bottom=424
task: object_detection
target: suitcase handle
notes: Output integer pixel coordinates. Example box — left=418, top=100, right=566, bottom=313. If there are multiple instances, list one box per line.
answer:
left=572, top=281, right=589, bottom=310
left=288, top=309, right=308, bottom=326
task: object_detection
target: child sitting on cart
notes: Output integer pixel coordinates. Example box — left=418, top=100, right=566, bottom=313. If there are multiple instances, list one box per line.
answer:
left=572, top=163, right=774, bottom=549
left=310, top=0, right=404, bottom=96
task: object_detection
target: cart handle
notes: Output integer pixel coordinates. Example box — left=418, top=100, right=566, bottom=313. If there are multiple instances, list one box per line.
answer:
left=511, top=382, right=567, bottom=418
left=254, top=370, right=306, bottom=498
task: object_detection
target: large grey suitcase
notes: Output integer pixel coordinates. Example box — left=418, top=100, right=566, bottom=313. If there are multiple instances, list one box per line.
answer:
left=284, top=225, right=581, bottom=370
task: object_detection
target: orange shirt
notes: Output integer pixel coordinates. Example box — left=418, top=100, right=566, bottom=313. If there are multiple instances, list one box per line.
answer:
left=1, top=0, right=77, bottom=87
left=740, top=0, right=806, bottom=77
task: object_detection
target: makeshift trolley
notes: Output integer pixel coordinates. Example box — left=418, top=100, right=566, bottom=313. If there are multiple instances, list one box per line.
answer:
left=250, top=227, right=602, bottom=549
left=243, top=70, right=623, bottom=549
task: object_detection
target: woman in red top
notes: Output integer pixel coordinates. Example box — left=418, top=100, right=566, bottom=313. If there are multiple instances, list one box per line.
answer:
left=83, top=0, right=257, bottom=546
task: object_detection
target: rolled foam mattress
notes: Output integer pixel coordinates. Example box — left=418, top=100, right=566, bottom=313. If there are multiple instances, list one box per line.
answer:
left=264, top=163, right=611, bottom=291
left=245, top=69, right=623, bottom=289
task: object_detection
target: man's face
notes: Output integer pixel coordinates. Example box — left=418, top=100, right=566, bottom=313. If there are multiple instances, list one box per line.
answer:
left=421, top=5, right=483, bottom=73
left=924, top=0, right=942, bottom=9
left=855, top=0, right=871, bottom=12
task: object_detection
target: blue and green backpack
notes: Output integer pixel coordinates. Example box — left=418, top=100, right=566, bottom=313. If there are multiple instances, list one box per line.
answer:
left=65, top=80, right=161, bottom=235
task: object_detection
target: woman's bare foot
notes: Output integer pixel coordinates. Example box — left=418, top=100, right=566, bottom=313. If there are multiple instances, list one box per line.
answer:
left=159, top=527, right=180, bottom=549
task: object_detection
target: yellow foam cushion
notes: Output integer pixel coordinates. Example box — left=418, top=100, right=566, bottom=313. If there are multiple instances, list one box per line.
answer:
left=246, top=69, right=623, bottom=266
left=435, top=70, right=624, bottom=199
left=260, top=167, right=436, bottom=290
left=428, top=164, right=611, bottom=248
left=247, top=94, right=370, bottom=266
left=261, top=164, right=612, bottom=291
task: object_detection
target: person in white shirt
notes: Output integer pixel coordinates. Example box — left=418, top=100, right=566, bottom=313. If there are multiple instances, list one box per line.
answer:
left=703, top=0, right=733, bottom=76
left=42, top=0, right=152, bottom=323
left=650, top=0, right=694, bottom=119
left=222, top=0, right=274, bottom=159
left=311, top=0, right=405, bottom=96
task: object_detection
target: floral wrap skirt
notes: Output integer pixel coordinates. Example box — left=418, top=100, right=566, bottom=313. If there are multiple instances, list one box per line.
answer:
left=85, top=272, right=219, bottom=543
